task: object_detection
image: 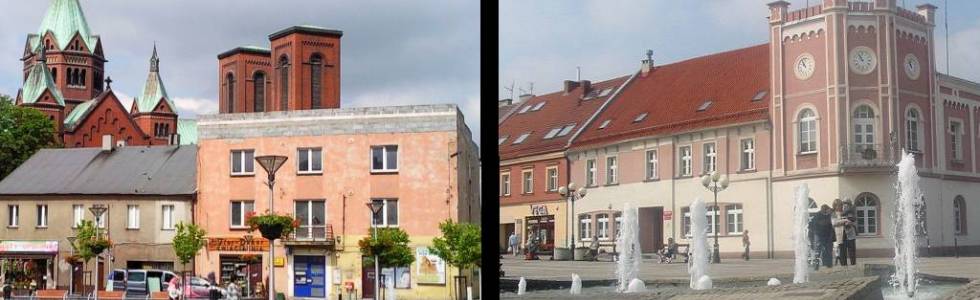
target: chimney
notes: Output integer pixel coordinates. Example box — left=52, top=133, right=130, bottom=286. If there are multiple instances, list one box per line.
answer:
left=498, top=99, right=513, bottom=107
left=641, top=49, right=654, bottom=77
left=580, top=80, right=593, bottom=95
left=917, top=4, right=937, bottom=25
left=102, top=135, right=113, bottom=152
left=519, top=94, right=534, bottom=103
left=767, top=1, right=790, bottom=24
left=563, top=80, right=580, bottom=93
left=169, top=134, right=181, bottom=146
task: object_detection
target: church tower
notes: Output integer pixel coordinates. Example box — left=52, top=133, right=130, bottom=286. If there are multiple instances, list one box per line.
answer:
left=16, top=46, right=66, bottom=135
left=132, top=45, right=178, bottom=144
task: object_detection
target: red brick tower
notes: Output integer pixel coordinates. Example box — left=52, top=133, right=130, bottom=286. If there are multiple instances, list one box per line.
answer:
left=132, top=45, right=178, bottom=144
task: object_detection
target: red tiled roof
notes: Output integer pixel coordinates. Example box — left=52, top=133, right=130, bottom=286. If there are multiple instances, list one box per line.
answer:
left=498, top=76, right=630, bottom=160
left=573, top=44, right=771, bottom=148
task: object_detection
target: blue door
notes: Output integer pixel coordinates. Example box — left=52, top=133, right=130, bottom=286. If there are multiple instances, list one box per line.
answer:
left=294, top=256, right=326, bottom=297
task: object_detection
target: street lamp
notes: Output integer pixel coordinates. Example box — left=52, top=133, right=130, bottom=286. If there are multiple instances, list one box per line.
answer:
left=255, top=155, right=288, bottom=300
left=367, top=201, right=384, bottom=300
left=66, top=236, right=77, bottom=295
left=700, top=171, right=729, bottom=264
left=558, top=183, right=587, bottom=249
left=89, top=205, right=107, bottom=300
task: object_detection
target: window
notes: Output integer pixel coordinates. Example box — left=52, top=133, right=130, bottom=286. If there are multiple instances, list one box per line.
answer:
left=371, top=145, right=398, bottom=172
left=73, top=205, right=84, bottom=228
left=799, top=109, right=817, bottom=153
left=512, top=133, right=530, bottom=144
left=225, top=73, right=235, bottom=113
left=853, top=105, right=875, bottom=151
left=752, top=90, right=768, bottom=102
left=726, top=204, right=743, bottom=234
left=645, top=150, right=658, bottom=180
left=297, top=148, right=323, bottom=174
left=36, top=205, right=47, bottom=228
left=370, top=199, right=399, bottom=227
left=614, top=213, right=623, bottom=238
left=518, top=105, right=532, bottom=114
left=253, top=72, right=266, bottom=112
left=633, top=113, right=648, bottom=123
left=531, top=102, right=545, bottom=111
left=706, top=206, right=719, bottom=235
left=95, top=208, right=106, bottom=228
left=498, top=136, right=508, bottom=145
left=954, top=196, right=967, bottom=235
left=230, top=201, right=255, bottom=228
left=855, top=193, right=878, bottom=235
left=606, top=156, right=618, bottom=184
left=500, top=173, right=511, bottom=196
left=682, top=208, right=691, bottom=237
left=599, top=88, right=613, bottom=97
left=950, top=120, right=963, bottom=160
left=294, top=200, right=326, bottom=239
left=906, top=109, right=920, bottom=151
left=579, top=215, right=592, bottom=241
left=557, top=124, right=575, bottom=137
left=597, top=214, right=609, bottom=239
left=697, top=100, right=713, bottom=112
left=522, top=170, right=533, bottom=194
left=230, top=150, right=255, bottom=175
left=546, top=167, right=558, bottom=192
left=543, top=127, right=561, bottom=139
left=278, top=56, right=290, bottom=110
left=741, top=139, right=755, bottom=170
left=162, top=205, right=175, bottom=230
left=7, top=205, right=18, bottom=227
left=127, top=205, right=140, bottom=229
left=310, top=54, right=323, bottom=109
left=679, top=146, right=692, bottom=176
left=586, top=159, right=597, bottom=186
left=598, top=120, right=611, bottom=129
left=703, top=143, right=717, bottom=173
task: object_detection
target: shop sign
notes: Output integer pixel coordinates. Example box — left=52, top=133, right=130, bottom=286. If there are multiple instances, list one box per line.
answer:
left=663, top=211, right=673, bottom=221
left=415, top=247, right=446, bottom=285
left=207, top=237, right=269, bottom=251
left=274, top=257, right=285, bottom=267
left=0, top=241, right=58, bottom=253
left=530, top=204, right=548, bottom=216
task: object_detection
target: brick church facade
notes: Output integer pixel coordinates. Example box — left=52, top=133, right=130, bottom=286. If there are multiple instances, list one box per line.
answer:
left=14, top=0, right=182, bottom=147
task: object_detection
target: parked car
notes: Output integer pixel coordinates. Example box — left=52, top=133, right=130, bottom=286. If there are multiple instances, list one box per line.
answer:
left=107, top=269, right=126, bottom=292
left=122, top=269, right=178, bottom=296
left=184, top=276, right=227, bottom=299
left=125, top=270, right=148, bottom=296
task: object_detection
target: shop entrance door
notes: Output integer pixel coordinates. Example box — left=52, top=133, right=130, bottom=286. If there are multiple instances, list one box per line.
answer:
left=294, top=256, right=326, bottom=297
left=361, top=257, right=375, bottom=299
left=638, top=207, right=664, bottom=253
left=525, top=215, right=555, bottom=252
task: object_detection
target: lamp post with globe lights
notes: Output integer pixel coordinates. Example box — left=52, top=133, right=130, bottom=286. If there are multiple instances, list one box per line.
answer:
left=255, top=155, right=288, bottom=300
left=558, top=183, right=587, bottom=249
left=700, top=171, right=728, bottom=264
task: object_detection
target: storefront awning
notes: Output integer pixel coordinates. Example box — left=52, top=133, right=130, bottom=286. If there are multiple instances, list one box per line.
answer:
left=0, top=241, right=59, bottom=254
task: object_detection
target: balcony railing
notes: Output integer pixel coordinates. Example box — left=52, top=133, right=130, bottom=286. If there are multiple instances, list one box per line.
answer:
left=283, top=224, right=335, bottom=246
left=840, top=144, right=894, bottom=169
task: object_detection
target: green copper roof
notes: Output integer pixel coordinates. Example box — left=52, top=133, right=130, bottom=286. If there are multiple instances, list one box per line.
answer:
left=20, top=49, right=64, bottom=106
left=34, top=0, right=97, bottom=53
left=176, top=119, right=197, bottom=145
left=63, top=98, right=95, bottom=130
left=135, top=46, right=176, bottom=113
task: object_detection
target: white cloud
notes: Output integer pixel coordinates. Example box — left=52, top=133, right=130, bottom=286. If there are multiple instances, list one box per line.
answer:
left=173, top=97, right=218, bottom=117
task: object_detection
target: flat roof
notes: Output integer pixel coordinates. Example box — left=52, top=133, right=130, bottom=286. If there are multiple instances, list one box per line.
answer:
left=269, top=25, right=343, bottom=41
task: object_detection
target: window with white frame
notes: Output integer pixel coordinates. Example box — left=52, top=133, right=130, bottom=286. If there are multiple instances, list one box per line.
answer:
left=741, top=139, right=755, bottom=170
left=855, top=193, right=878, bottom=235
left=36, top=205, right=47, bottom=228
left=586, top=159, right=597, bottom=186
left=906, top=109, right=921, bottom=152
left=579, top=214, right=592, bottom=241
left=295, top=200, right=326, bottom=239
left=546, top=167, right=558, bottom=192
left=597, top=213, right=609, bottom=239
left=682, top=208, right=691, bottom=237
left=162, top=205, right=175, bottom=230
left=614, top=213, right=622, bottom=239
left=853, top=105, right=875, bottom=151
left=703, top=143, right=717, bottom=173
left=606, top=156, right=618, bottom=184
left=73, top=205, right=83, bottom=228
left=297, top=148, right=323, bottom=174
left=646, top=150, right=658, bottom=180
left=726, top=204, right=743, bottom=234
left=371, top=145, right=399, bottom=172
left=500, top=173, right=511, bottom=196
left=706, top=205, right=719, bottom=235
left=950, top=120, right=963, bottom=160
left=370, top=198, right=399, bottom=227
left=799, top=109, right=817, bottom=153
left=127, top=205, right=140, bottom=229
left=679, top=146, right=692, bottom=176
left=230, top=201, right=255, bottom=228
left=7, top=205, right=17, bottom=227
left=522, top=170, right=533, bottom=194
left=230, top=149, right=255, bottom=175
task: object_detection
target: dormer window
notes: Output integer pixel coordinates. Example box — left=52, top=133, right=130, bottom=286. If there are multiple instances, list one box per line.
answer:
left=752, top=90, right=768, bottom=102
left=557, top=124, right=575, bottom=137
left=697, top=100, right=713, bottom=112
left=531, top=102, right=545, bottom=111
left=599, top=119, right=611, bottom=129
left=513, top=132, right=531, bottom=144
left=599, top=88, right=613, bottom=97
left=518, top=105, right=533, bottom=114
left=543, top=127, right=562, bottom=139
left=633, top=113, right=648, bottom=123
left=498, top=135, right=509, bottom=145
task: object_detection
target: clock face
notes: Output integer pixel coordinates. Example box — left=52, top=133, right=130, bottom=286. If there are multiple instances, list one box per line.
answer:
left=904, top=54, right=921, bottom=80
left=849, top=47, right=877, bottom=75
left=795, top=53, right=816, bottom=80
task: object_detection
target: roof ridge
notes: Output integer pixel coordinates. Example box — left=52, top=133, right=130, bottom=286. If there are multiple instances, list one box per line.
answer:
left=650, top=43, right=768, bottom=70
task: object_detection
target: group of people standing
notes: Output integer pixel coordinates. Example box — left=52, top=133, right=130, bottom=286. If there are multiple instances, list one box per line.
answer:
left=808, top=199, right=859, bottom=269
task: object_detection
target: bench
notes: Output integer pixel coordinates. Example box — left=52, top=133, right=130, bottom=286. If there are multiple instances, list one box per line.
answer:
left=149, top=291, right=170, bottom=299
left=34, top=290, right=67, bottom=300
left=97, top=291, right=126, bottom=299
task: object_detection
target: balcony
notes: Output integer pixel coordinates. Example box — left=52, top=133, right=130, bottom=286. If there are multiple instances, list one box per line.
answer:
left=282, top=224, right=335, bottom=247
left=840, top=144, right=895, bottom=170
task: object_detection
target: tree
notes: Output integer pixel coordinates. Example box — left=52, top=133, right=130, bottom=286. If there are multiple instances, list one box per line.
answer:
left=429, top=220, right=482, bottom=299
left=358, top=227, right=415, bottom=268
left=172, top=222, right=207, bottom=272
left=0, top=95, right=59, bottom=180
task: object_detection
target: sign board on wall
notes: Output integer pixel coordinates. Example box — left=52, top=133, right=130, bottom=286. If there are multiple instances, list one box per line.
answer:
left=273, top=257, right=285, bottom=267
left=663, top=211, right=673, bottom=221
left=207, top=237, right=269, bottom=251
left=415, top=247, right=446, bottom=285
left=0, top=241, right=58, bottom=253
left=530, top=205, right=548, bottom=216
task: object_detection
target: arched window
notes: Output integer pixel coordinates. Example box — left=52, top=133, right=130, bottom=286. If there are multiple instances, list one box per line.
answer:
left=225, top=73, right=235, bottom=113
left=954, top=195, right=967, bottom=235
left=67, top=68, right=74, bottom=86
left=855, top=193, right=879, bottom=235
left=278, top=56, right=290, bottom=111
left=51, top=68, right=57, bottom=83
left=798, top=109, right=817, bottom=153
left=80, top=69, right=86, bottom=87
left=853, top=105, right=875, bottom=151
left=253, top=72, right=266, bottom=112
left=310, top=54, right=323, bottom=109
left=906, top=108, right=921, bottom=152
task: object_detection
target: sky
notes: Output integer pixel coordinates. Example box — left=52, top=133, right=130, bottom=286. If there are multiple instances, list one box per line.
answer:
left=0, top=0, right=481, bottom=144
left=500, top=0, right=980, bottom=100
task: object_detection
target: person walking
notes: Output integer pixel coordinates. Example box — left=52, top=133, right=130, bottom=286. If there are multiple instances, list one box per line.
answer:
left=508, top=232, right=520, bottom=257
left=808, top=204, right=836, bottom=269
left=841, top=210, right=858, bottom=265
left=741, top=230, right=751, bottom=260
left=832, top=199, right=845, bottom=266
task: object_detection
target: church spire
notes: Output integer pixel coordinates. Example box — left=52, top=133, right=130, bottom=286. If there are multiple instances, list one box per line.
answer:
left=150, top=42, right=160, bottom=72
left=135, top=45, right=174, bottom=113
left=36, top=0, right=96, bottom=53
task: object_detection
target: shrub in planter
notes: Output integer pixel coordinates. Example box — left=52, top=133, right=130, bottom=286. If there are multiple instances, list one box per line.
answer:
left=245, top=211, right=299, bottom=240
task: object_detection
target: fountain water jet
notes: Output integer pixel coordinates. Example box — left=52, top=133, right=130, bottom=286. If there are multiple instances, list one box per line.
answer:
left=517, top=277, right=526, bottom=295
left=626, top=278, right=646, bottom=293
left=793, top=183, right=811, bottom=284
left=688, top=197, right=710, bottom=290
left=570, top=274, right=581, bottom=295
left=616, top=203, right=642, bottom=293
left=892, top=151, right=923, bottom=297
left=767, top=278, right=782, bottom=286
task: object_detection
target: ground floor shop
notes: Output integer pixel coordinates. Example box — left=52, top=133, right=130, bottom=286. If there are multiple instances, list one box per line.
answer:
left=499, top=201, right=567, bottom=254
left=0, top=240, right=59, bottom=292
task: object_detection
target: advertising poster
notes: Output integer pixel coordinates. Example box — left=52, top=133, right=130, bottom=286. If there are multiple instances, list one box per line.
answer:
left=414, top=247, right=446, bottom=285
